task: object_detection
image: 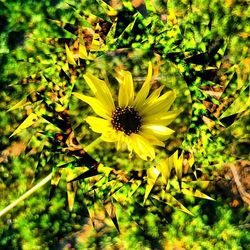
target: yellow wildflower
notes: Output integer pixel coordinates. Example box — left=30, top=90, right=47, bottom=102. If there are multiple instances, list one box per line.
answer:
left=73, top=62, right=179, bottom=161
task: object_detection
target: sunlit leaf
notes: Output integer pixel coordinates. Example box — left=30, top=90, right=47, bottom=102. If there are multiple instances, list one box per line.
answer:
left=105, top=18, right=118, bottom=45
left=117, top=13, right=138, bottom=41
left=87, top=203, right=95, bottom=227
left=173, top=150, right=183, bottom=180
left=104, top=201, right=120, bottom=232
left=67, top=168, right=99, bottom=183
left=67, top=181, right=78, bottom=211
left=220, top=85, right=250, bottom=119
left=90, top=33, right=108, bottom=52
left=182, top=188, right=215, bottom=201
left=153, top=192, right=193, bottom=216
left=143, top=167, right=160, bottom=205
left=193, top=190, right=215, bottom=201
left=129, top=180, right=142, bottom=197
left=65, top=43, right=77, bottom=65
left=112, top=185, right=129, bottom=203
left=202, top=116, right=216, bottom=131
left=98, top=163, right=113, bottom=177
left=96, top=0, right=118, bottom=17
left=157, top=157, right=172, bottom=185
left=144, top=0, right=157, bottom=13
left=51, top=171, right=61, bottom=186
left=10, top=113, right=38, bottom=138
left=7, top=98, right=30, bottom=112
left=187, top=152, right=195, bottom=171
left=79, top=42, right=89, bottom=59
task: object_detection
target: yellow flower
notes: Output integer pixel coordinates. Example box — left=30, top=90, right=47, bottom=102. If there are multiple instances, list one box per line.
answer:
left=73, top=62, right=179, bottom=161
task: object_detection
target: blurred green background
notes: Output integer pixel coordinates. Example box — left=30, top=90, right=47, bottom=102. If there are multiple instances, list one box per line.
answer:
left=0, top=0, right=249, bottom=249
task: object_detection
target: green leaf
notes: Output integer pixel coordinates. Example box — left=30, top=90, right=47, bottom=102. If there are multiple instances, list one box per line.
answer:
left=129, top=180, right=142, bottom=197
left=10, top=113, right=38, bottom=138
left=157, top=157, right=172, bottom=185
left=51, top=171, right=61, bottom=186
left=182, top=188, right=215, bottom=201
left=143, top=167, right=160, bottom=205
left=112, top=183, right=130, bottom=203
left=7, top=98, right=30, bottom=112
left=65, top=43, right=77, bottom=65
left=105, top=18, right=118, bottom=45
left=104, top=201, right=120, bottom=232
left=67, top=181, right=78, bottom=211
left=96, top=0, right=117, bottom=17
left=153, top=192, right=193, bottom=216
left=98, top=163, right=113, bottom=177
left=117, top=13, right=138, bottom=41
left=173, top=150, right=184, bottom=180
left=79, top=42, right=89, bottom=59
left=220, top=85, right=250, bottom=119
left=67, top=168, right=99, bottom=183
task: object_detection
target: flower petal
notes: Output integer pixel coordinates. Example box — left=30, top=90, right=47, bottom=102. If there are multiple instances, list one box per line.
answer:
left=141, top=124, right=175, bottom=140
left=143, top=110, right=181, bottom=126
left=129, top=133, right=155, bottom=161
left=136, top=85, right=164, bottom=113
left=83, top=72, right=115, bottom=112
left=85, top=116, right=110, bottom=133
left=139, top=132, right=165, bottom=147
left=118, top=70, right=134, bottom=107
left=133, top=62, right=153, bottom=109
left=73, top=92, right=110, bottom=119
left=144, top=85, right=164, bottom=105
left=140, top=90, right=176, bottom=116
left=116, top=131, right=126, bottom=150
left=101, top=132, right=118, bottom=142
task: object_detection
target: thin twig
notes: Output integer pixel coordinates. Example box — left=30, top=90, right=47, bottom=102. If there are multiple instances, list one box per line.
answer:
left=0, top=136, right=102, bottom=217
left=238, top=224, right=250, bottom=229
left=0, top=173, right=52, bottom=217
left=230, top=163, right=250, bottom=205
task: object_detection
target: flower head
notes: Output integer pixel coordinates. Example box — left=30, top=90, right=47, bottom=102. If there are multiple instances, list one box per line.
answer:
left=73, top=62, right=179, bottom=161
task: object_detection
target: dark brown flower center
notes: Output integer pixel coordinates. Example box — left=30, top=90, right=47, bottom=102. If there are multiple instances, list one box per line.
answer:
left=111, top=106, right=142, bottom=135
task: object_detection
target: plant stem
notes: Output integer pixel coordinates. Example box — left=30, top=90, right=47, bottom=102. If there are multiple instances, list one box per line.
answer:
left=0, top=173, right=52, bottom=217
left=0, top=136, right=102, bottom=217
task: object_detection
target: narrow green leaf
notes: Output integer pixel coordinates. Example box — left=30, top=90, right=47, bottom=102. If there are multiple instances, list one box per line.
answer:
left=98, top=163, right=113, bottom=177
left=220, top=85, right=250, bottom=119
left=96, top=0, right=117, bottom=17
left=67, top=181, right=78, bottom=211
left=143, top=167, right=160, bottom=205
left=153, top=192, right=193, bottom=216
left=105, top=17, right=118, bottom=44
left=104, top=201, right=120, bottom=232
left=7, top=98, right=30, bottom=112
left=10, top=113, right=38, bottom=138
left=173, top=150, right=183, bottom=180
left=182, top=188, right=215, bottom=201
left=129, top=180, right=142, bottom=197
left=157, top=157, right=172, bottom=185
left=65, top=43, right=77, bottom=65
left=67, top=168, right=99, bottom=183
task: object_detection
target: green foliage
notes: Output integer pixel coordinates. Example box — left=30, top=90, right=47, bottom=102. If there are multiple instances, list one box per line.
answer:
left=0, top=0, right=249, bottom=249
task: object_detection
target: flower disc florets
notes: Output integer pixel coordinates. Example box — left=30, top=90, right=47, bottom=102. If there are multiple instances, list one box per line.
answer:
left=111, top=106, right=142, bottom=135
left=74, top=62, right=179, bottom=161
